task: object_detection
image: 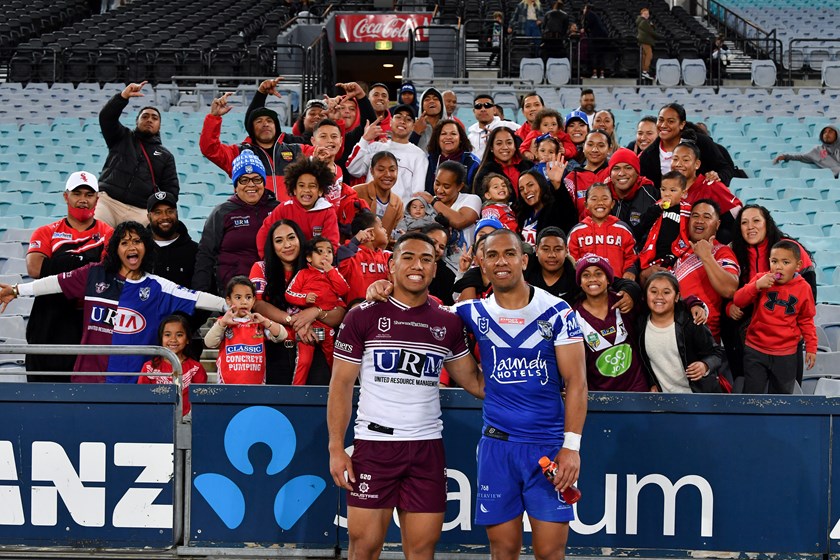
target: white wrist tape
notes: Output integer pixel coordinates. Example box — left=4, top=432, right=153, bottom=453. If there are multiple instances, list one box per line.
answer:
left=562, top=432, right=581, bottom=452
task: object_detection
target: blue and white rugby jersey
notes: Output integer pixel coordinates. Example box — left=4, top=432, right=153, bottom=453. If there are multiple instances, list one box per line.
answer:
left=454, top=287, right=582, bottom=443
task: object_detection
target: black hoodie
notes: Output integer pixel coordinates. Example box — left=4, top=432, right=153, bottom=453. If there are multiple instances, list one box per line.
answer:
left=147, top=220, right=199, bottom=288
left=98, top=94, right=179, bottom=208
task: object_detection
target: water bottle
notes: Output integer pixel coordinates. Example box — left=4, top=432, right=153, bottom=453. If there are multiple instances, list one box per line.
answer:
left=538, top=456, right=581, bottom=504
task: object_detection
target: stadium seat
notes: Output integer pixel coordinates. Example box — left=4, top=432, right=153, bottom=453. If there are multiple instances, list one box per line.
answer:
left=751, top=60, right=777, bottom=88
left=655, top=59, right=681, bottom=87
left=0, top=316, right=25, bottom=340
left=681, top=59, right=707, bottom=87
left=822, top=61, right=840, bottom=88
left=519, top=58, right=545, bottom=85
left=800, top=168, right=836, bottom=183
left=408, top=57, right=435, bottom=80
left=0, top=242, right=26, bottom=259
left=545, top=58, right=571, bottom=86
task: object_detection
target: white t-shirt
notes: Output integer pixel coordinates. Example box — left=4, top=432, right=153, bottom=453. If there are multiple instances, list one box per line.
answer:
left=443, top=192, right=482, bottom=273
left=659, top=144, right=675, bottom=177
left=645, top=318, right=691, bottom=393
left=345, top=138, right=429, bottom=202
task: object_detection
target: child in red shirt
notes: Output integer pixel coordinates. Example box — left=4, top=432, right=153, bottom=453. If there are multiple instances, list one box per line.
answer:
left=285, top=236, right=350, bottom=385
left=478, top=173, right=518, bottom=232
left=337, top=210, right=391, bottom=303
left=138, top=314, right=207, bottom=416
left=520, top=108, right=577, bottom=161
left=733, top=240, right=817, bottom=394
left=567, top=182, right=637, bottom=279
left=204, top=277, right=288, bottom=384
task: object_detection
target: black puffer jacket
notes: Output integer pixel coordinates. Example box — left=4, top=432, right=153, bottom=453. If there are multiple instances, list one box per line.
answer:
left=98, top=94, right=179, bottom=208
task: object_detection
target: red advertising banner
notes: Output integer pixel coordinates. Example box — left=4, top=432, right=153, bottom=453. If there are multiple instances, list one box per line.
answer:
left=335, top=14, right=433, bottom=43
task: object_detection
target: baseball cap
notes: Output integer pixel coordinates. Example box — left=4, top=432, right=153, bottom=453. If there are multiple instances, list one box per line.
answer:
left=565, top=110, right=590, bottom=128
left=303, top=99, right=328, bottom=114
left=65, top=171, right=99, bottom=192
left=392, top=104, right=416, bottom=119
left=147, top=191, right=178, bottom=212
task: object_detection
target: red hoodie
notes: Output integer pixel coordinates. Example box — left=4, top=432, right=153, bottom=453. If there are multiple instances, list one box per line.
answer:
left=567, top=215, right=637, bottom=276
left=256, top=197, right=340, bottom=258
left=515, top=121, right=534, bottom=142
left=563, top=164, right=610, bottom=219
left=199, top=114, right=314, bottom=201
left=520, top=129, right=578, bottom=161
left=733, top=273, right=817, bottom=355
left=686, top=174, right=742, bottom=214
left=337, top=241, right=391, bottom=303
left=285, top=264, right=349, bottom=311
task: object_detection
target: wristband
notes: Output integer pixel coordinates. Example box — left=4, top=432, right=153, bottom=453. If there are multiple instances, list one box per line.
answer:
left=266, top=321, right=272, bottom=330
left=562, top=432, right=581, bottom=452
left=285, top=315, right=292, bottom=325
left=11, top=284, right=19, bottom=298
left=431, top=196, right=439, bottom=205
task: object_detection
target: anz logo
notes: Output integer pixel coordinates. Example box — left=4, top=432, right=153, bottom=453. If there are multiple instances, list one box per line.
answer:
left=193, top=406, right=326, bottom=530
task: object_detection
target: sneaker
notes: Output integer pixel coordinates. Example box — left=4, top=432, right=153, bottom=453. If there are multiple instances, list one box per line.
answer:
left=591, top=73, right=597, bottom=79
left=641, top=71, right=652, bottom=80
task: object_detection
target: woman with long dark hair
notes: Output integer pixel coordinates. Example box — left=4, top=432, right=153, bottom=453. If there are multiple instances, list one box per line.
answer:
left=515, top=169, right=577, bottom=246
left=250, top=219, right=346, bottom=385
left=0, top=221, right=226, bottom=383
left=723, top=204, right=816, bottom=385
left=424, top=118, right=481, bottom=193
left=473, top=126, right=533, bottom=198
left=638, top=102, right=734, bottom=188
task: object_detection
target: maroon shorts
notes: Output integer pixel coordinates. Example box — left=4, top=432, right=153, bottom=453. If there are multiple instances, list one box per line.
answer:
left=347, top=439, right=447, bottom=512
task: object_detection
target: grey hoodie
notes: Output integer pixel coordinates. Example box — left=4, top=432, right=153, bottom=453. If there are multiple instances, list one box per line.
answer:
left=415, top=87, right=449, bottom=152
left=781, top=125, right=840, bottom=177
left=393, top=196, right=438, bottom=239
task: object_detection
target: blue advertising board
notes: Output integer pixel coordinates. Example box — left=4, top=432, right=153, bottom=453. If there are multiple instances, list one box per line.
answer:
left=188, top=386, right=336, bottom=549
left=0, top=384, right=177, bottom=548
left=188, top=387, right=836, bottom=556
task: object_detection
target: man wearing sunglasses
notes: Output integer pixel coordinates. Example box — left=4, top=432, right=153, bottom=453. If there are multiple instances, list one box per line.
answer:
left=467, top=94, right=520, bottom=160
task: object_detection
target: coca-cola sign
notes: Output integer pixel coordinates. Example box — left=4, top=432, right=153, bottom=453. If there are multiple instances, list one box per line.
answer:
left=335, top=14, right=433, bottom=43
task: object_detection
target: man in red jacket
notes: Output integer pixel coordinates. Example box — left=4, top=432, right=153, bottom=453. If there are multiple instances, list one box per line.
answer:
left=200, top=79, right=314, bottom=201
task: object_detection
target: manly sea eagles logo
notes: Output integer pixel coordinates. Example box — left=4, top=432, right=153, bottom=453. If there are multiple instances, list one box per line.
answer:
left=153, top=191, right=167, bottom=201
left=477, top=317, right=489, bottom=334
left=95, top=282, right=109, bottom=294
left=537, top=320, right=553, bottom=340
left=430, top=326, right=446, bottom=341
left=378, top=317, right=391, bottom=332
left=139, top=287, right=151, bottom=301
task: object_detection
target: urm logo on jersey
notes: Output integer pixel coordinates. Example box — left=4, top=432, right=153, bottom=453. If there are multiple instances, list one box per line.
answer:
left=373, top=349, right=443, bottom=378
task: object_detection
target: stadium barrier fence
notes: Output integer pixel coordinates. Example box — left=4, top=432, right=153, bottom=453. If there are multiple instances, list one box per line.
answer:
left=0, top=346, right=837, bottom=558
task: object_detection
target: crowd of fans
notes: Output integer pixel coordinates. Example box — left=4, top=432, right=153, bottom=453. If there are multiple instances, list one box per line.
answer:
left=2, top=74, right=836, bottom=399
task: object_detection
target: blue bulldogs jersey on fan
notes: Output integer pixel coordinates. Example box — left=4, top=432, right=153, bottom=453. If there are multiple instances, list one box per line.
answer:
left=454, top=287, right=582, bottom=443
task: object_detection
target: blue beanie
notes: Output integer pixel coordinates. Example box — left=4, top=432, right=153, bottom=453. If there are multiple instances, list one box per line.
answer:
left=232, top=150, right=267, bottom=188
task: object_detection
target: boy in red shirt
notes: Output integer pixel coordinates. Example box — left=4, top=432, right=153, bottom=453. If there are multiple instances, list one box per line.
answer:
left=567, top=182, right=636, bottom=279
left=337, top=210, right=391, bottom=303
left=285, top=236, right=350, bottom=385
left=733, top=240, right=817, bottom=394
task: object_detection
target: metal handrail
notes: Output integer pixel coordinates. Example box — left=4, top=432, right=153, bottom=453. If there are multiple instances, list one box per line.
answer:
left=700, top=0, right=781, bottom=65
left=461, top=18, right=505, bottom=78
left=788, top=37, right=840, bottom=84
left=0, top=343, right=185, bottom=544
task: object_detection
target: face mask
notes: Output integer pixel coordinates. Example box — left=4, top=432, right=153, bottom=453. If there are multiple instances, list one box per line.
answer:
left=68, top=204, right=95, bottom=222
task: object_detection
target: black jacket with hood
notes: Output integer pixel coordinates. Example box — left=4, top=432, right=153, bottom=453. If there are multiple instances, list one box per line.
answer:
left=98, top=94, right=179, bottom=208
left=147, top=220, right=199, bottom=289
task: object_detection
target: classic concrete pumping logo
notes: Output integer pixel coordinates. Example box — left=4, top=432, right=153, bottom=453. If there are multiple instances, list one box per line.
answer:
left=193, top=406, right=326, bottom=530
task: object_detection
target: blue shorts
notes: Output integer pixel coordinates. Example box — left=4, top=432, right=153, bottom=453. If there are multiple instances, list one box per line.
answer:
left=475, top=436, right=575, bottom=526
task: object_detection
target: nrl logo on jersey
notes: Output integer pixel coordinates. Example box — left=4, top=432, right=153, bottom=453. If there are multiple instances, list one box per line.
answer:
left=378, top=317, right=391, bottom=332
left=477, top=317, right=489, bottom=334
